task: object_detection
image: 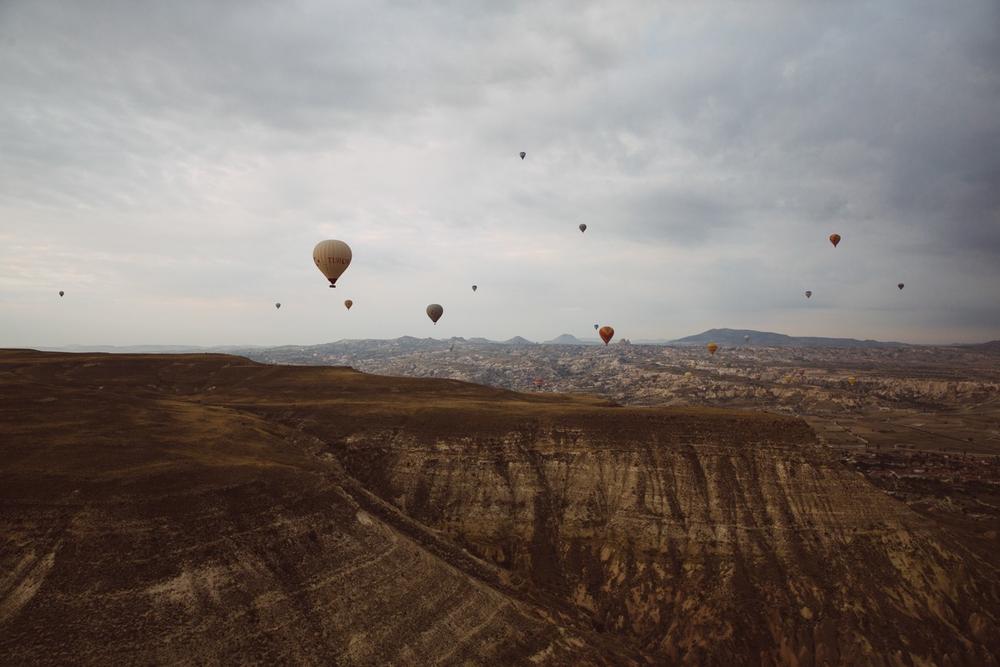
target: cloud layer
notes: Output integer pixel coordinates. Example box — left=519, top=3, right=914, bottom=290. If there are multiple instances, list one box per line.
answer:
left=2, top=0, right=998, bottom=345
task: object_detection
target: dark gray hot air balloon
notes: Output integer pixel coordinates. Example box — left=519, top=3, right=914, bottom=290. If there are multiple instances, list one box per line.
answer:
left=472, top=285, right=477, bottom=292
left=805, top=290, right=812, bottom=299
left=58, top=291, right=64, bottom=297
left=579, top=224, right=587, bottom=233
left=275, top=302, right=281, bottom=309
left=426, top=303, right=443, bottom=324
left=898, top=283, right=904, bottom=290
left=519, top=151, right=526, bottom=160
left=594, top=323, right=599, bottom=330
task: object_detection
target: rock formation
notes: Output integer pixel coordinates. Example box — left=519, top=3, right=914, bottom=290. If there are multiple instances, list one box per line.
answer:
left=1, top=350, right=997, bottom=665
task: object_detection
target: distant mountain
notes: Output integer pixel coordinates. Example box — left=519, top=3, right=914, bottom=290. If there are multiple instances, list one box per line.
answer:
left=543, top=334, right=600, bottom=346
left=959, top=340, right=1000, bottom=354
left=502, top=336, right=535, bottom=346
left=41, top=330, right=955, bottom=356
left=671, top=328, right=907, bottom=348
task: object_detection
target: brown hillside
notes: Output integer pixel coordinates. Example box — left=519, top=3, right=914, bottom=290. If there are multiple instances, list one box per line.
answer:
left=1, top=350, right=997, bottom=665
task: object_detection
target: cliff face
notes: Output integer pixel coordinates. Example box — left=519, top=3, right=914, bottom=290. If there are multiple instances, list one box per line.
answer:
left=302, top=413, right=1000, bottom=666
left=0, top=351, right=638, bottom=665
left=2, top=351, right=998, bottom=666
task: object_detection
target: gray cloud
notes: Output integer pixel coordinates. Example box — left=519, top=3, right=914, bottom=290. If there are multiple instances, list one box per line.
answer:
left=1, top=0, right=997, bottom=346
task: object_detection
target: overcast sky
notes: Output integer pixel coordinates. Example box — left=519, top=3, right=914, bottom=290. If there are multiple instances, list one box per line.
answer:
left=2, top=1, right=998, bottom=346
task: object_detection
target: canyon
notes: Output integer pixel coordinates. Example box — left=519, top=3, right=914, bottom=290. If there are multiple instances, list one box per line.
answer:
left=1, top=350, right=998, bottom=665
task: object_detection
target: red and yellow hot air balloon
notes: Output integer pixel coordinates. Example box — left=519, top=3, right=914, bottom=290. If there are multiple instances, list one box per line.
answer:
left=598, top=326, right=614, bottom=345
left=829, top=233, right=841, bottom=248
left=707, top=342, right=719, bottom=355
left=344, top=299, right=353, bottom=310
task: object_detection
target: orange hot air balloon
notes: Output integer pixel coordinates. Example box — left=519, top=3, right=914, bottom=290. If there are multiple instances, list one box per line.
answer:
left=848, top=376, right=857, bottom=386
left=707, top=342, right=719, bottom=355
left=426, top=303, right=443, bottom=324
left=598, top=326, right=614, bottom=345
left=829, top=233, right=841, bottom=248
left=344, top=299, right=353, bottom=310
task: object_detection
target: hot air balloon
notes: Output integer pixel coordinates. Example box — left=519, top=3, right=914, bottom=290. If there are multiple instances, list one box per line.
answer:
left=829, top=233, right=841, bottom=248
left=579, top=224, right=587, bottom=233
left=805, top=290, right=812, bottom=299
left=743, top=334, right=750, bottom=342
left=707, top=342, right=719, bottom=355
left=598, top=326, right=614, bottom=345
left=344, top=299, right=353, bottom=310
left=313, top=240, right=352, bottom=287
left=848, top=376, right=857, bottom=386
left=426, top=303, right=443, bottom=324
left=594, top=324, right=599, bottom=330
left=897, top=283, right=904, bottom=290
left=519, top=151, right=526, bottom=160
left=472, top=285, right=477, bottom=292
left=58, top=291, right=64, bottom=297
left=275, top=302, right=281, bottom=309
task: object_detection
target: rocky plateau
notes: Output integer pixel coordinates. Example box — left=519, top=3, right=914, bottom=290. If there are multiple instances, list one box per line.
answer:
left=1, top=350, right=998, bottom=665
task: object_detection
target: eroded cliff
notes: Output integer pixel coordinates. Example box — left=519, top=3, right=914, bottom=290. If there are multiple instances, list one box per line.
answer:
left=2, top=351, right=997, bottom=665
left=277, top=407, right=1000, bottom=665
